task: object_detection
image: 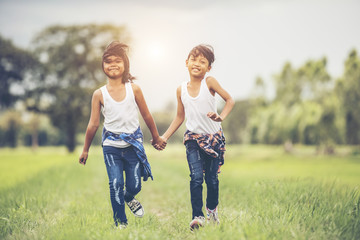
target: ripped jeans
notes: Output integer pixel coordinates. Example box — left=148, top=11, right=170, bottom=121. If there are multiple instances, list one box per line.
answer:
left=103, top=146, right=142, bottom=225
left=185, top=140, right=220, bottom=219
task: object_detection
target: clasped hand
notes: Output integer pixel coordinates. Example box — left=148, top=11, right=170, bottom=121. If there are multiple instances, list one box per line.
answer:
left=151, top=136, right=167, bottom=151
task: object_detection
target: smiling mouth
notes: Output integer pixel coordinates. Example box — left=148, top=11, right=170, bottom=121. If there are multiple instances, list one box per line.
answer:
left=108, top=69, right=120, bottom=73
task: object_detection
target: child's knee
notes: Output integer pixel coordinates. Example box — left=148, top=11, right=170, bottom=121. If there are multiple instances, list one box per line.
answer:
left=110, top=177, right=124, bottom=190
left=110, top=178, right=125, bottom=205
left=205, top=174, right=218, bottom=186
left=190, top=171, right=204, bottom=185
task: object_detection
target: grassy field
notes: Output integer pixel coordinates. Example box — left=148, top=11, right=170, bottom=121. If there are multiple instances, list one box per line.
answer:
left=0, top=145, right=359, bottom=240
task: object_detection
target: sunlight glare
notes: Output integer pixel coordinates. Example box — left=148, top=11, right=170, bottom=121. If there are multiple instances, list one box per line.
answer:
left=147, top=43, right=165, bottom=61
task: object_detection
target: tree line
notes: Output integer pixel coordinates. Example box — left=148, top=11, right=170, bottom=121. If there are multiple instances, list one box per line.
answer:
left=222, top=52, right=360, bottom=153
left=0, top=24, right=359, bottom=153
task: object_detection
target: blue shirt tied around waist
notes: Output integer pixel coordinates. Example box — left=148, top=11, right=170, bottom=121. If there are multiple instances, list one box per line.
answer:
left=102, top=126, right=153, bottom=181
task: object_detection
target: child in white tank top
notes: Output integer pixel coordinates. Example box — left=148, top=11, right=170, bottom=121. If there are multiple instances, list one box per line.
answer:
left=160, top=44, right=235, bottom=231
left=78, top=41, right=166, bottom=228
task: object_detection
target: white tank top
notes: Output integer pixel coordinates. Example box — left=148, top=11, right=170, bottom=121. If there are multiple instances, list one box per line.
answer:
left=100, top=82, right=140, bottom=148
left=181, top=78, right=221, bottom=134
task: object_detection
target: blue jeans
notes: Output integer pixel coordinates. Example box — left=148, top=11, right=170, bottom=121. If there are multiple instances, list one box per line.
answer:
left=185, top=140, right=220, bottom=219
left=103, top=146, right=142, bottom=225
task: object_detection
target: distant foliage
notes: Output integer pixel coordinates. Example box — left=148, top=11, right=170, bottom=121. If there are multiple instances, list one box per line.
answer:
left=337, top=50, right=360, bottom=144
left=0, top=28, right=359, bottom=150
left=224, top=51, right=358, bottom=152
left=25, top=24, right=131, bottom=152
left=0, top=36, right=39, bottom=109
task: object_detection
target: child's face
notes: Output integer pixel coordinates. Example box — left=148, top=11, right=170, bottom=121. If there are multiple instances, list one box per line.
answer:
left=103, top=55, right=125, bottom=79
left=186, top=54, right=211, bottom=78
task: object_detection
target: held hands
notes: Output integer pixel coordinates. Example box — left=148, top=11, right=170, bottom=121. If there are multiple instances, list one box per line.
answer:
left=151, top=136, right=167, bottom=151
left=79, top=151, right=88, bottom=165
left=207, top=112, right=223, bottom=122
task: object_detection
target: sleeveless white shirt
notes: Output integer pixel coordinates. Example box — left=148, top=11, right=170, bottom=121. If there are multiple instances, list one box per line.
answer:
left=181, top=78, right=221, bottom=134
left=100, top=82, right=140, bottom=148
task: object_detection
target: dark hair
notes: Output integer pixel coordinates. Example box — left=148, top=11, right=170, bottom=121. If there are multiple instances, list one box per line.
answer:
left=102, top=41, right=135, bottom=82
left=187, top=44, right=215, bottom=67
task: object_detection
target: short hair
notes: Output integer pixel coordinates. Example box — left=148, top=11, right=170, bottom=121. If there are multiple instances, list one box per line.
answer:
left=102, top=41, right=135, bottom=82
left=187, top=44, right=215, bottom=67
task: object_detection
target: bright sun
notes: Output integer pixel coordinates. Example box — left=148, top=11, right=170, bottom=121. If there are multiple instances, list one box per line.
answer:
left=147, top=43, right=165, bottom=61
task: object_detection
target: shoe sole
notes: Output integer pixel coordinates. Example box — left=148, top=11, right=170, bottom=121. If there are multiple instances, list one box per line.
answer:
left=132, top=210, right=144, bottom=218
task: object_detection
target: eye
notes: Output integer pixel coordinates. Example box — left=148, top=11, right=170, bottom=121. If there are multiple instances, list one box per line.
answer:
left=104, top=58, right=113, bottom=63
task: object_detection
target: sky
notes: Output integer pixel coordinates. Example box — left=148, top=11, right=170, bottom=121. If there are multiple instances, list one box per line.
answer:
left=0, top=0, right=359, bottom=111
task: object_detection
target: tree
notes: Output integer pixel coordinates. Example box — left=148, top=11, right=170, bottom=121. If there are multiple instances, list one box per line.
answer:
left=251, top=76, right=267, bottom=107
left=297, top=57, right=331, bottom=101
left=274, top=62, right=301, bottom=107
left=0, top=35, right=38, bottom=109
left=337, top=49, right=360, bottom=144
left=250, top=57, right=342, bottom=153
left=25, top=24, right=131, bottom=152
left=297, top=58, right=343, bottom=153
left=0, top=111, right=22, bottom=147
left=222, top=100, right=252, bottom=144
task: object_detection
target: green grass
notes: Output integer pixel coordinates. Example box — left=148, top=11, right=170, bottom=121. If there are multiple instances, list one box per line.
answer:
left=0, top=145, right=359, bottom=239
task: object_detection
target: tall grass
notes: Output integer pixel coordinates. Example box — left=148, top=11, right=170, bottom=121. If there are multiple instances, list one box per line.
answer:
left=0, top=145, right=359, bottom=239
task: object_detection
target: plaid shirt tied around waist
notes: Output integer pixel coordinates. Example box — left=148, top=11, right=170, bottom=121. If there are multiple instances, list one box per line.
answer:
left=102, top=126, right=153, bottom=181
left=183, top=128, right=226, bottom=166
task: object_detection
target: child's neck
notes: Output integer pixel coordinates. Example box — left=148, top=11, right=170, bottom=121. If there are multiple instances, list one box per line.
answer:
left=107, top=77, right=125, bottom=87
left=189, top=75, right=205, bottom=83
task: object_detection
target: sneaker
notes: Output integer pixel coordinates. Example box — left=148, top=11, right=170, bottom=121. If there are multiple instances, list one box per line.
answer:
left=206, top=206, right=220, bottom=224
left=189, top=216, right=205, bottom=231
left=126, top=198, right=144, bottom=217
left=118, top=222, right=128, bottom=229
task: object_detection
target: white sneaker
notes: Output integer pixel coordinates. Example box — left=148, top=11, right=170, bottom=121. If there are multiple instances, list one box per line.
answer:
left=189, top=216, right=205, bottom=231
left=206, top=206, right=220, bottom=224
left=126, top=198, right=144, bottom=217
left=118, top=222, right=128, bottom=229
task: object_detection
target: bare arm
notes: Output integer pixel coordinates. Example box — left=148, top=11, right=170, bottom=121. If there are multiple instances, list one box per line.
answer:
left=79, top=89, right=102, bottom=165
left=162, top=86, right=185, bottom=141
left=132, top=83, right=166, bottom=150
left=206, top=76, right=235, bottom=122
